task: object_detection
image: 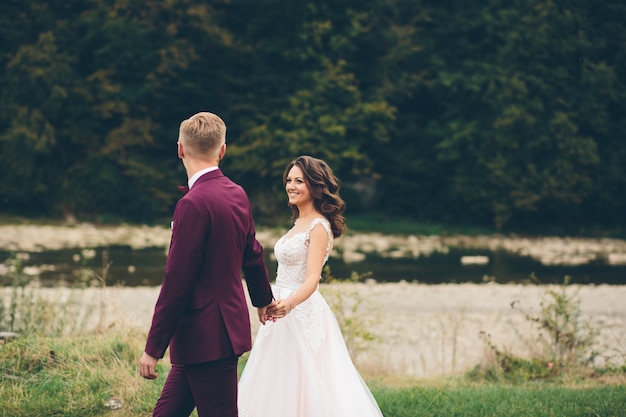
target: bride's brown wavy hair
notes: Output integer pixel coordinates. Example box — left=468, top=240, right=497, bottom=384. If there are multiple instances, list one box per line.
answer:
left=283, top=155, right=346, bottom=238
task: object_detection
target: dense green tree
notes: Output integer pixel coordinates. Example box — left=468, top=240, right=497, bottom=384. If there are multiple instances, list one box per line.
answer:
left=0, top=0, right=624, bottom=232
left=361, top=0, right=445, bottom=218
left=374, top=0, right=624, bottom=230
left=220, top=0, right=394, bottom=218
left=0, top=22, right=83, bottom=217
left=576, top=1, right=626, bottom=232
left=1, top=0, right=247, bottom=222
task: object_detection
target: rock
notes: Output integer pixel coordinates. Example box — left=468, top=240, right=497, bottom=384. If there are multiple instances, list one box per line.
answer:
left=460, top=255, right=490, bottom=265
left=0, top=331, right=18, bottom=340
left=607, top=253, right=626, bottom=265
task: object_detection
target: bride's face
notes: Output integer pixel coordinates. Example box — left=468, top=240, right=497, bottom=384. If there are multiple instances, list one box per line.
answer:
left=285, top=166, right=312, bottom=206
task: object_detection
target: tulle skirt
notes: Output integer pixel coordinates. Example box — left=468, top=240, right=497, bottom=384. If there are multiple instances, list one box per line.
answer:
left=238, top=285, right=384, bottom=417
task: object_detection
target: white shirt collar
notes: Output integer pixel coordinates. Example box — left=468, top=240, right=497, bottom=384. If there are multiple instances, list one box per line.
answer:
left=188, top=166, right=219, bottom=189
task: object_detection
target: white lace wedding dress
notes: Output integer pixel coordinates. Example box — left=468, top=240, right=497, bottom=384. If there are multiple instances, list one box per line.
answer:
left=238, top=218, right=384, bottom=417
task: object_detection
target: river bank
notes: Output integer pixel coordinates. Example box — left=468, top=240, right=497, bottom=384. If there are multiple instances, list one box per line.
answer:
left=2, top=222, right=626, bottom=267
left=1, top=223, right=625, bottom=379
left=2, top=282, right=624, bottom=379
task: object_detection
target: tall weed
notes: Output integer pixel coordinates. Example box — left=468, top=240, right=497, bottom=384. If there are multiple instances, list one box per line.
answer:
left=523, top=276, right=600, bottom=369
left=0, top=251, right=110, bottom=337
left=470, top=277, right=601, bottom=381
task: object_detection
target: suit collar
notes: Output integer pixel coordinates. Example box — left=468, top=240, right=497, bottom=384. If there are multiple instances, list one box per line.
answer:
left=190, top=168, right=223, bottom=189
left=188, top=166, right=220, bottom=188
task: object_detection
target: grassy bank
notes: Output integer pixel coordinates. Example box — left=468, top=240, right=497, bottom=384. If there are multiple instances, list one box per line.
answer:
left=374, top=383, right=626, bottom=417
left=344, top=212, right=496, bottom=236
left=0, top=213, right=497, bottom=237
left=0, top=332, right=167, bottom=417
left=3, top=212, right=626, bottom=239
left=1, top=223, right=625, bottom=416
left=1, top=331, right=624, bottom=417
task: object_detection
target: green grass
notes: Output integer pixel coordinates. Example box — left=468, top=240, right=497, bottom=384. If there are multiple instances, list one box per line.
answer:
left=372, top=383, right=626, bottom=417
left=0, top=332, right=165, bottom=417
left=0, top=213, right=497, bottom=236
left=1, top=332, right=624, bottom=417
left=3, top=212, right=625, bottom=238
left=343, top=212, right=496, bottom=236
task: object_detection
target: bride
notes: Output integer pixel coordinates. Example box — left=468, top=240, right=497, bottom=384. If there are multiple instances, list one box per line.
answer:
left=238, top=155, right=384, bottom=416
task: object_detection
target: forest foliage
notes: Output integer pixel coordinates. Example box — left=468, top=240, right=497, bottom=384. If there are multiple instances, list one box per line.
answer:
left=1, top=0, right=625, bottom=233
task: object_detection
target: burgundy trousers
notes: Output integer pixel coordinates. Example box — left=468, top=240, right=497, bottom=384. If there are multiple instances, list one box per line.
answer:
left=153, top=356, right=239, bottom=417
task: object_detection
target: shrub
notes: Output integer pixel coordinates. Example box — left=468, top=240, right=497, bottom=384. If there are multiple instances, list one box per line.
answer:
left=469, top=277, right=600, bottom=382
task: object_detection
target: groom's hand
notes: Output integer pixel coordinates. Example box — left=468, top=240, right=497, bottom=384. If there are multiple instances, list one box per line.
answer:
left=139, top=352, right=159, bottom=379
left=258, top=300, right=277, bottom=324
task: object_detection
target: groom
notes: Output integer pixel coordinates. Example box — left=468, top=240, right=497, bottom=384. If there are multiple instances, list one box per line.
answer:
left=139, top=112, right=275, bottom=417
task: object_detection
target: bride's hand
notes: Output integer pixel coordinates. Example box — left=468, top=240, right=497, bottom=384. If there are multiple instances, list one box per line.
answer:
left=269, top=298, right=293, bottom=318
left=258, top=301, right=278, bottom=324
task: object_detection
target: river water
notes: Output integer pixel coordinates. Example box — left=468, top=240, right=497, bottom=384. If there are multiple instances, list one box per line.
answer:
left=2, top=245, right=625, bottom=287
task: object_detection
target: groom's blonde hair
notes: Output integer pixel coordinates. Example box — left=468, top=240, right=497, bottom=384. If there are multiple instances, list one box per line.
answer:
left=179, top=112, right=226, bottom=158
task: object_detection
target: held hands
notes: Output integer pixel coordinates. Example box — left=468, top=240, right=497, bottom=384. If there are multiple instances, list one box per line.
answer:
left=258, top=298, right=294, bottom=324
left=257, top=301, right=276, bottom=325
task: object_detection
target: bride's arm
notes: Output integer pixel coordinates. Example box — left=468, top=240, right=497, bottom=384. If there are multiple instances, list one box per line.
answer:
left=273, top=224, right=329, bottom=316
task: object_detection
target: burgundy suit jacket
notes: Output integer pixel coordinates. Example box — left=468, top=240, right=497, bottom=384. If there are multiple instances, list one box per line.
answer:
left=144, top=169, right=273, bottom=365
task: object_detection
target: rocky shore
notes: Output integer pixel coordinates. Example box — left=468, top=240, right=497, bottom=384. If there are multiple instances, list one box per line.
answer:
left=2, top=222, right=626, bottom=267
left=2, top=281, right=623, bottom=379
left=1, top=223, right=625, bottom=379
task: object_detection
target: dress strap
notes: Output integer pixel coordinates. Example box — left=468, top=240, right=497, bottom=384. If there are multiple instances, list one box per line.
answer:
left=305, top=218, right=333, bottom=262
left=306, top=218, right=332, bottom=239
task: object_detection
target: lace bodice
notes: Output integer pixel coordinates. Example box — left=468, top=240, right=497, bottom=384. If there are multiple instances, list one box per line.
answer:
left=261, top=218, right=333, bottom=353
left=274, top=218, right=332, bottom=287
